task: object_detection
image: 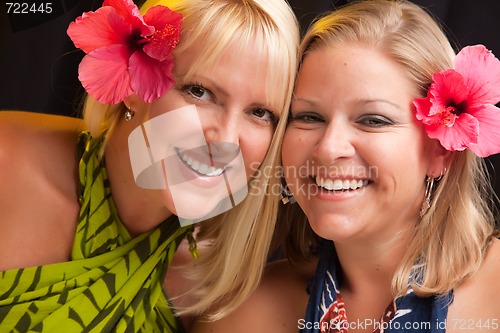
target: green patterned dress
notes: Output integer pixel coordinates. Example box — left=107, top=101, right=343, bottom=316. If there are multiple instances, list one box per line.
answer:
left=0, top=132, right=190, bottom=332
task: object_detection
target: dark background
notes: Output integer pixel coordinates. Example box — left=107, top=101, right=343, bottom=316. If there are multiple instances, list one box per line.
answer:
left=1, top=0, right=499, bottom=211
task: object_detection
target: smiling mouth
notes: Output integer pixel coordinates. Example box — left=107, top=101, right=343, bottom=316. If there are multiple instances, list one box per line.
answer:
left=176, top=147, right=226, bottom=177
left=314, top=176, right=370, bottom=191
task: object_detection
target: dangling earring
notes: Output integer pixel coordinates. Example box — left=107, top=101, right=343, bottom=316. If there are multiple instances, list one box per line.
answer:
left=124, top=105, right=135, bottom=121
left=280, top=182, right=296, bottom=205
left=421, top=168, right=446, bottom=215
left=422, top=175, right=435, bottom=211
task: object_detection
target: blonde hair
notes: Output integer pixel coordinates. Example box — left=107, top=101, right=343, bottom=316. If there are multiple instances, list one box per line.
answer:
left=291, top=0, right=497, bottom=297
left=82, top=0, right=299, bottom=319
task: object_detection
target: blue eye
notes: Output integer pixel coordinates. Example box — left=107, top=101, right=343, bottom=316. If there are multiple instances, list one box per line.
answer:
left=289, top=112, right=325, bottom=123
left=358, top=114, right=393, bottom=127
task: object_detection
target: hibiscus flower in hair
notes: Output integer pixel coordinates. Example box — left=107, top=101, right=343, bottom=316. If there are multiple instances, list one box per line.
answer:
left=67, top=0, right=182, bottom=104
left=413, top=45, right=500, bottom=157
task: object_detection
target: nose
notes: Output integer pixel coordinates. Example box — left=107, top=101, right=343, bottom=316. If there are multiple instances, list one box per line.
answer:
left=313, top=119, right=356, bottom=165
left=202, top=108, right=241, bottom=145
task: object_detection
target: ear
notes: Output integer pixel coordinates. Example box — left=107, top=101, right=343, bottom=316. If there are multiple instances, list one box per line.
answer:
left=426, top=139, right=453, bottom=177
left=124, top=94, right=148, bottom=114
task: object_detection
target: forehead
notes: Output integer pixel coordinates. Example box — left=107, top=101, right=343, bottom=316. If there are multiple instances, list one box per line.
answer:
left=175, top=35, right=268, bottom=73
left=295, top=45, right=416, bottom=107
left=174, top=36, right=285, bottom=109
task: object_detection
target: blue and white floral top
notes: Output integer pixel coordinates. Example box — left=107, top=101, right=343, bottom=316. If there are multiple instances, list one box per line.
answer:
left=301, top=240, right=452, bottom=333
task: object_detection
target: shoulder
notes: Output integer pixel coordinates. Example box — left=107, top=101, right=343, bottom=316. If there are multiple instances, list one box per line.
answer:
left=448, top=238, right=500, bottom=331
left=0, top=111, right=86, bottom=198
left=0, top=111, right=86, bottom=166
left=0, top=111, right=86, bottom=271
left=191, top=257, right=317, bottom=333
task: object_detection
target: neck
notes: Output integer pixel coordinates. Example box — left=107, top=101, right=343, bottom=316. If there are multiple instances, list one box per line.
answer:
left=332, top=229, right=412, bottom=322
left=335, top=238, right=405, bottom=293
left=104, top=121, right=173, bottom=237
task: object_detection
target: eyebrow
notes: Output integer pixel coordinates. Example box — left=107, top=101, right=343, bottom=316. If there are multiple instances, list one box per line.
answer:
left=358, top=98, right=403, bottom=111
left=178, top=73, right=230, bottom=99
left=291, top=97, right=318, bottom=106
left=179, top=73, right=277, bottom=111
left=292, top=97, right=402, bottom=109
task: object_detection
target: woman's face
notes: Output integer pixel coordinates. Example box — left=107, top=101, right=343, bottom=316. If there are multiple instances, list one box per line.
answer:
left=283, top=44, right=444, bottom=244
left=129, top=39, right=280, bottom=221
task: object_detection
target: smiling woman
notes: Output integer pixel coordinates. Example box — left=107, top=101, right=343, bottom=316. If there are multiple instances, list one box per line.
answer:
left=190, top=1, right=500, bottom=333
left=0, top=0, right=299, bottom=332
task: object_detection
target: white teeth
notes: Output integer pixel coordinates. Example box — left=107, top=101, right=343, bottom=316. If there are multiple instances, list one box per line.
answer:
left=198, top=163, right=209, bottom=174
left=178, top=150, right=224, bottom=177
left=207, top=167, right=224, bottom=177
left=316, top=176, right=369, bottom=191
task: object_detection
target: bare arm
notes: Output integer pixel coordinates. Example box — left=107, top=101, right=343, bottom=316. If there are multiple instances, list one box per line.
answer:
left=447, top=238, right=500, bottom=333
left=0, top=111, right=86, bottom=271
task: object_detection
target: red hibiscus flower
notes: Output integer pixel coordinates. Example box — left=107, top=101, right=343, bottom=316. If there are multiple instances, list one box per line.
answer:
left=413, top=45, right=500, bottom=157
left=67, top=0, right=182, bottom=104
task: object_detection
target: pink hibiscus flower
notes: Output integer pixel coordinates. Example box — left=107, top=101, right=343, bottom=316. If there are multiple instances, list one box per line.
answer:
left=67, top=0, right=182, bottom=104
left=413, top=45, right=500, bottom=157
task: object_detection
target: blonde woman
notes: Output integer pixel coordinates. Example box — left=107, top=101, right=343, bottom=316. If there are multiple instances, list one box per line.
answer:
left=0, top=0, right=299, bottom=331
left=192, top=1, right=500, bottom=332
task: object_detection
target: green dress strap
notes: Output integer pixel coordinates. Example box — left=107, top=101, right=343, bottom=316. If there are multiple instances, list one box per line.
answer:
left=0, top=131, right=190, bottom=332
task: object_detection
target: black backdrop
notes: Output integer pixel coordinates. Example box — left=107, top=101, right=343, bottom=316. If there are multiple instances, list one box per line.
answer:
left=1, top=0, right=499, bottom=210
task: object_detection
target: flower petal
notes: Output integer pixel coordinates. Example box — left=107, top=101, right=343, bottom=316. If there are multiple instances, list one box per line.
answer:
left=129, top=51, right=175, bottom=103
left=425, top=113, right=479, bottom=152
left=414, top=95, right=433, bottom=122
left=143, top=5, right=183, bottom=61
left=67, top=6, right=131, bottom=53
left=103, top=0, right=153, bottom=37
left=78, top=45, right=133, bottom=104
left=467, top=104, right=500, bottom=157
left=455, top=45, right=500, bottom=106
left=428, top=70, right=468, bottom=116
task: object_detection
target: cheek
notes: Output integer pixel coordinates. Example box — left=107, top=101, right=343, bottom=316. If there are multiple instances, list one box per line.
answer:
left=374, top=135, right=430, bottom=192
left=148, top=91, right=189, bottom=118
left=281, top=136, right=296, bottom=169
left=240, top=129, right=274, bottom=177
left=281, top=131, right=308, bottom=185
left=282, top=129, right=314, bottom=167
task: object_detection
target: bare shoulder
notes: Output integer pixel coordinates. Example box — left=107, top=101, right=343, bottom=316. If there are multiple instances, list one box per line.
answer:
left=448, top=238, right=500, bottom=332
left=191, top=256, right=317, bottom=333
left=0, top=111, right=86, bottom=271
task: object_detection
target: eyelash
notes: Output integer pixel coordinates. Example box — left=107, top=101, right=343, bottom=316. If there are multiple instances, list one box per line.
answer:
left=181, top=82, right=214, bottom=102
left=289, top=112, right=325, bottom=123
left=357, top=114, right=394, bottom=127
left=253, top=109, right=278, bottom=125
left=288, top=112, right=395, bottom=131
left=182, top=82, right=277, bottom=124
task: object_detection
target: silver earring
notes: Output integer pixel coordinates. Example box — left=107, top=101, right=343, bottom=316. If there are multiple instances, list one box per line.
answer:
left=280, top=183, right=296, bottom=205
left=421, top=168, right=446, bottom=215
left=423, top=175, right=435, bottom=211
left=124, top=105, right=135, bottom=121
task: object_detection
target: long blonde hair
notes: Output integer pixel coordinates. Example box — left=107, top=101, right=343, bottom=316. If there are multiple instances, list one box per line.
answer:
left=292, top=0, right=497, bottom=297
left=82, top=0, right=299, bottom=319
